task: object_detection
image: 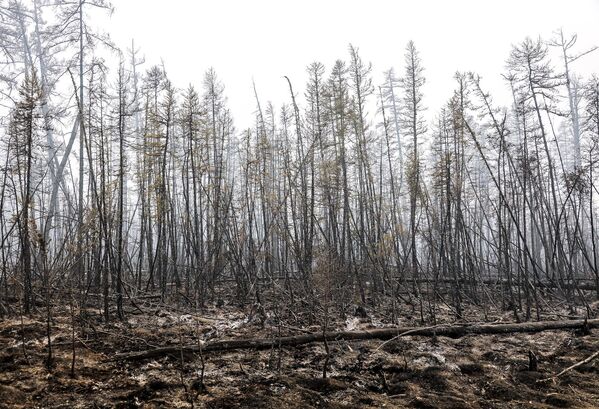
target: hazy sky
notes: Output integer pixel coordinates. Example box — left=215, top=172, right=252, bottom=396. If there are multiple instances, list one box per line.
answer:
left=103, top=0, right=599, bottom=129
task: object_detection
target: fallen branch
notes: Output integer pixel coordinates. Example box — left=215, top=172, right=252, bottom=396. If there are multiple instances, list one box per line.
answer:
left=374, top=325, right=442, bottom=352
left=539, top=349, right=599, bottom=382
left=110, top=318, right=599, bottom=361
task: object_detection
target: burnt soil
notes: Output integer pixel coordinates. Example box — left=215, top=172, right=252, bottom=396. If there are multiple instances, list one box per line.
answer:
left=1, top=298, right=598, bottom=408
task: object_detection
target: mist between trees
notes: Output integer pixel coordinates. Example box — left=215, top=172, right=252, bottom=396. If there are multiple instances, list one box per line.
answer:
left=1, top=0, right=599, bottom=331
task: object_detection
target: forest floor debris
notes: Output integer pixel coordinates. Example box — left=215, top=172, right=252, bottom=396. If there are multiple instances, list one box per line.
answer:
left=1, top=300, right=598, bottom=408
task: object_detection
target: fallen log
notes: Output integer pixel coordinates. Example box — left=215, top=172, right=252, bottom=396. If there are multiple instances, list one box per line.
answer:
left=212, top=276, right=599, bottom=291
left=111, top=318, right=599, bottom=361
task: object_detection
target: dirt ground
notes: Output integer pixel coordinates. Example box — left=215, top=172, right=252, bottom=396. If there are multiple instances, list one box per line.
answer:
left=1, top=298, right=598, bottom=408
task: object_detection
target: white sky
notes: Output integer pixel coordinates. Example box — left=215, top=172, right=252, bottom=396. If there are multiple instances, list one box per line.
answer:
left=103, top=0, right=599, bottom=130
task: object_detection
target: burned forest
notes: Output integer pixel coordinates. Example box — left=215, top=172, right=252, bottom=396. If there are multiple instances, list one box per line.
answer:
left=1, top=1, right=599, bottom=408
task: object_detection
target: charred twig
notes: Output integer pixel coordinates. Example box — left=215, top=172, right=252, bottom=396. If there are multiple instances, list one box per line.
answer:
left=539, top=349, right=599, bottom=382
